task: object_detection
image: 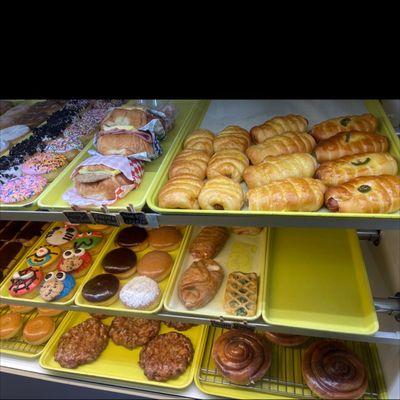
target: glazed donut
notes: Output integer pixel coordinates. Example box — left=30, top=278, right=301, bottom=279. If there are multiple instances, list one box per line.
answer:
left=23, top=316, right=56, bottom=345
left=37, top=308, right=65, bottom=317
left=0, top=312, right=23, bottom=340
left=9, top=305, right=36, bottom=314
left=264, top=331, right=309, bottom=347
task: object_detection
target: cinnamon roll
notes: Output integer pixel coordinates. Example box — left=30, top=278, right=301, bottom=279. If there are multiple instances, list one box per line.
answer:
left=264, top=332, right=309, bottom=347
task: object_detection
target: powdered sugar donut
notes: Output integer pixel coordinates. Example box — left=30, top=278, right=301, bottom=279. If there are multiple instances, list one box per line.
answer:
left=0, top=175, right=47, bottom=204
left=120, top=276, right=161, bottom=310
left=44, top=137, right=83, bottom=161
left=21, top=153, right=67, bottom=182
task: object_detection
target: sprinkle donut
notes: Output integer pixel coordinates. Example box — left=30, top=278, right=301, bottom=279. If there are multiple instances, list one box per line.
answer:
left=9, top=267, right=43, bottom=298
left=40, top=271, right=76, bottom=302
left=58, top=248, right=92, bottom=278
left=21, top=153, right=67, bottom=182
left=44, top=137, right=83, bottom=161
left=0, top=175, right=47, bottom=204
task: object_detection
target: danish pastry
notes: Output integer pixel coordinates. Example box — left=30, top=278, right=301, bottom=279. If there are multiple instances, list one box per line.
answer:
left=311, top=113, right=377, bottom=141
left=183, top=129, right=215, bottom=156
left=158, top=175, right=204, bottom=209
left=198, top=176, right=245, bottom=211
left=214, top=125, right=251, bottom=153
left=189, top=227, right=229, bottom=259
left=248, top=178, right=326, bottom=212
left=250, top=114, right=308, bottom=144
left=168, top=149, right=210, bottom=180
left=325, top=175, right=400, bottom=214
left=316, top=152, right=398, bottom=186
left=243, top=153, right=317, bottom=189
left=315, top=131, right=389, bottom=162
left=246, top=132, right=316, bottom=165
left=207, top=150, right=249, bottom=183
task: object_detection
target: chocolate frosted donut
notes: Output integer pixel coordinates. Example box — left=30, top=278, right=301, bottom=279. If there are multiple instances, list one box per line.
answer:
left=82, top=274, right=119, bottom=304
left=102, top=248, right=137, bottom=279
left=116, top=227, right=148, bottom=249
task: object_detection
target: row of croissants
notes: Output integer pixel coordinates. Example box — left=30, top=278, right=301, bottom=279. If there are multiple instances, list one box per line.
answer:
left=158, top=113, right=400, bottom=214
left=213, top=329, right=368, bottom=400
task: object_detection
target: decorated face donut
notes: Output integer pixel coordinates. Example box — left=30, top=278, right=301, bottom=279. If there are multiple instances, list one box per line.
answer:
left=9, top=267, right=43, bottom=297
left=26, top=245, right=61, bottom=269
left=39, top=271, right=76, bottom=301
left=58, top=248, right=92, bottom=276
left=73, top=231, right=104, bottom=252
left=45, top=225, right=78, bottom=247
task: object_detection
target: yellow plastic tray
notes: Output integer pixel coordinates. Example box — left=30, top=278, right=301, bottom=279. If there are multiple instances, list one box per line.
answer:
left=0, top=306, right=67, bottom=358
left=147, top=99, right=400, bottom=220
left=262, top=228, right=378, bottom=335
left=40, top=311, right=206, bottom=389
left=0, top=222, right=116, bottom=307
left=38, top=100, right=210, bottom=212
left=75, top=226, right=190, bottom=315
left=164, top=227, right=267, bottom=321
left=194, top=326, right=387, bottom=399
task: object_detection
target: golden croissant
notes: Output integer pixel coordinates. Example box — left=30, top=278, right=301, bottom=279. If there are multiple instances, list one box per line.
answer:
left=316, top=152, right=398, bottom=186
left=246, top=132, right=316, bottom=165
left=325, top=175, right=400, bottom=214
left=248, top=178, right=326, bottom=212
left=214, top=125, right=251, bottom=153
left=158, top=175, right=204, bottom=209
left=168, top=149, right=210, bottom=180
left=189, top=227, right=229, bottom=259
left=315, top=131, right=388, bottom=163
left=183, top=129, right=215, bottom=156
left=243, top=153, right=317, bottom=189
left=250, top=114, right=308, bottom=144
left=207, top=150, right=249, bottom=183
left=311, top=113, right=377, bottom=141
left=198, top=176, right=245, bottom=211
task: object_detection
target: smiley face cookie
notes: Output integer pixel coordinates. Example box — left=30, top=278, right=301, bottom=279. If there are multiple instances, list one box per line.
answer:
left=40, top=271, right=76, bottom=302
left=73, top=231, right=104, bottom=256
left=9, top=267, right=43, bottom=298
left=26, top=245, right=61, bottom=273
left=58, top=248, right=92, bottom=278
left=45, top=225, right=78, bottom=250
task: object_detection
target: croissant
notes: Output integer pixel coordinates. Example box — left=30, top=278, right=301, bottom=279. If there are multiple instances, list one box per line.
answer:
left=183, top=129, right=215, bottom=156
left=178, top=258, right=224, bottom=310
left=189, top=227, right=229, bottom=259
left=198, top=176, right=245, bottom=211
left=248, top=178, right=326, bottom=212
left=214, top=125, right=251, bottom=153
left=250, top=114, right=308, bottom=144
left=316, top=152, right=398, bottom=186
left=207, top=150, right=249, bottom=183
left=246, top=132, right=316, bottom=165
left=315, top=131, right=389, bottom=162
left=243, top=153, right=317, bottom=189
left=325, top=175, right=400, bottom=214
left=158, top=175, right=204, bottom=209
left=168, top=149, right=210, bottom=180
left=311, top=113, right=377, bottom=141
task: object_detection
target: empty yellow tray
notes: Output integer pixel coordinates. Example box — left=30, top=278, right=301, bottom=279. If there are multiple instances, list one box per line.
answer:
left=40, top=311, right=206, bottom=389
left=262, top=228, right=378, bottom=335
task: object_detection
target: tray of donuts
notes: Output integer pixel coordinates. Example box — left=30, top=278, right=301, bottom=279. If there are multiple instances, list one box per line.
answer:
left=74, top=225, right=189, bottom=314
left=39, top=311, right=206, bottom=389
left=0, top=222, right=116, bottom=307
left=0, top=304, right=67, bottom=358
left=149, top=110, right=400, bottom=218
left=195, top=326, right=387, bottom=399
left=164, top=226, right=267, bottom=321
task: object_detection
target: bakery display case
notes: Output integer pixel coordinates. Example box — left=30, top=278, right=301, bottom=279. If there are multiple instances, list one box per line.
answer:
left=0, top=99, right=399, bottom=399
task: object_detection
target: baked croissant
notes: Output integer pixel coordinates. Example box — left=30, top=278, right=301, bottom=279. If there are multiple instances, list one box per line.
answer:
left=214, top=125, right=251, bottom=153
left=246, top=132, right=316, bottom=165
left=311, top=113, right=377, bottom=141
left=168, top=149, right=210, bottom=180
left=207, top=150, right=249, bottom=183
left=316, top=152, right=398, bottom=186
left=189, top=227, right=229, bottom=259
left=183, top=129, right=215, bottom=156
left=198, top=176, right=245, bottom=210
left=315, top=131, right=389, bottom=163
left=250, top=114, right=308, bottom=144
left=248, top=178, right=326, bottom=212
left=325, top=175, right=400, bottom=214
left=243, top=153, right=317, bottom=189
left=178, top=259, right=224, bottom=310
left=158, top=175, right=204, bottom=209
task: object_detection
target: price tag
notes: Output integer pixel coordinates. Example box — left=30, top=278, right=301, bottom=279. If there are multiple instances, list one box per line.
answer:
left=64, top=211, right=93, bottom=225
left=120, top=211, right=149, bottom=226
left=210, top=319, right=255, bottom=331
left=91, top=212, right=121, bottom=227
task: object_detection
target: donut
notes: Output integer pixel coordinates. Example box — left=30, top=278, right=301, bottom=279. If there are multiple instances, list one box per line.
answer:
left=37, top=307, right=65, bottom=317
left=136, top=250, right=173, bottom=282
left=163, top=320, right=195, bottom=331
left=85, top=224, right=114, bottom=235
left=0, top=175, right=47, bottom=204
left=82, top=274, right=120, bottom=306
left=102, top=248, right=137, bottom=279
left=9, top=305, right=35, bottom=314
left=57, top=248, right=92, bottom=278
left=26, top=245, right=61, bottom=273
left=22, top=315, right=55, bottom=345
left=73, top=231, right=104, bottom=256
left=39, top=271, right=76, bottom=302
left=21, top=153, right=67, bottom=182
left=116, top=227, right=148, bottom=252
left=148, top=227, right=182, bottom=252
left=0, top=125, right=30, bottom=142
left=8, top=267, right=43, bottom=298
left=119, top=276, right=161, bottom=310
left=0, top=312, right=23, bottom=340
left=264, top=332, right=309, bottom=347
left=0, top=139, right=9, bottom=153
left=44, top=136, right=83, bottom=161
left=45, top=225, right=78, bottom=250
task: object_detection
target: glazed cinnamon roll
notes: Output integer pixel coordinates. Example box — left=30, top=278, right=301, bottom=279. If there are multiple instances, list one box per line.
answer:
left=302, top=340, right=368, bottom=399
left=264, top=332, right=309, bottom=347
left=212, top=329, right=271, bottom=385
